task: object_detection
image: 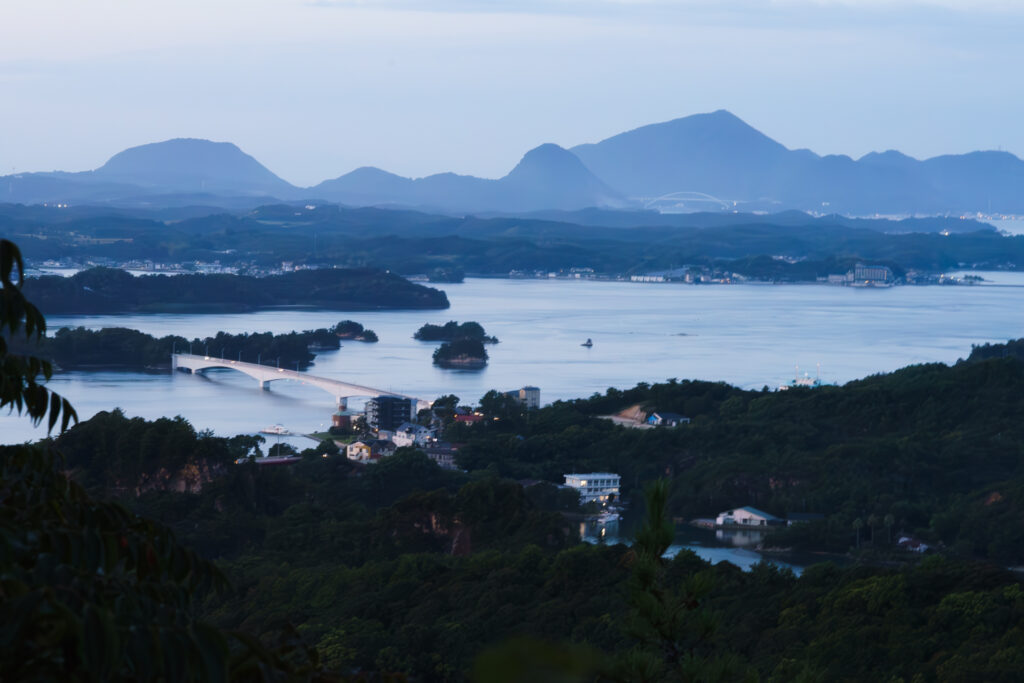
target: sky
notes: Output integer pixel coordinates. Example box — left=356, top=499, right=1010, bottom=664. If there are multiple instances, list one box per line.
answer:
left=2, top=0, right=1024, bottom=186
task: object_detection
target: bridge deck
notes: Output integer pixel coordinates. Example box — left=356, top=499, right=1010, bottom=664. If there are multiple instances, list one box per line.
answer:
left=171, top=353, right=426, bottom=407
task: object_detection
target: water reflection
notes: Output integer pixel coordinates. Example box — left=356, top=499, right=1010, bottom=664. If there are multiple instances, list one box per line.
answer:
left=579, top=515, right=803, bottom=575
left=716, top=528, right=767, bottom=547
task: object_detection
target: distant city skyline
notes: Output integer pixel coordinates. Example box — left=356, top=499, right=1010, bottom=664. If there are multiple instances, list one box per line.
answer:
left=3, top=0, right=1024, bottom=186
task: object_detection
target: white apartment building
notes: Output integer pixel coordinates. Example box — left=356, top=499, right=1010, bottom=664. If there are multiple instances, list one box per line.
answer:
left=563, top=472, right=621, bottom=505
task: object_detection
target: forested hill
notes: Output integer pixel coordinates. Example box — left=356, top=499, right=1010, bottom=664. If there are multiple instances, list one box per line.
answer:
left=23, top=267, right=449, bottom=315
left=451, top=348, right=1024, bottom=565
left=10, top=201, right=1021, bottom=279
left=39, top=387, right=1024, bottom=680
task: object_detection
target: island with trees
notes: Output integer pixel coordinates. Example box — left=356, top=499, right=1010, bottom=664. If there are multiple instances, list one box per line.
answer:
left=23, top=266, right=449, bottom=315
left=415, top=320, right=497, bottom=368
left=9, top=321, right=378, bottom=371
left=414, top=320, right=498, bottom=344
left=431, top=337, right=489, bottom=369
left=333, top=320, right=379, bottom=342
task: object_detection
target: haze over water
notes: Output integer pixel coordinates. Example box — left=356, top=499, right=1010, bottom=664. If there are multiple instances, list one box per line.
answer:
left=4, top=276, right=1024, bottom=445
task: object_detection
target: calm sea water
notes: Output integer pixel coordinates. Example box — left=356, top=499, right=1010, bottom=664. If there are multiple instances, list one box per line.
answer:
left=7, top=275, right=1022, bottom=570
left=4, top=276, right=1024, bottom=445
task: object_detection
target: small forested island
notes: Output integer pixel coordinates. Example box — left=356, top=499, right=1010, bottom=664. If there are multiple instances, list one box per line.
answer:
left=432, top=337, right=489, bottom=369
left=415, top=320, right=496, bottom=368
left=11, top=322, right=374, bottom=371
left=414, top=320, right=498, bottom=343
left=23, top=266, right=449, bottom=315
left=333, top=320, right=379, bottom=342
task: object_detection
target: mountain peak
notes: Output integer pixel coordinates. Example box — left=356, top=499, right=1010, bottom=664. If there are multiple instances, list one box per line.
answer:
left=570, top=110, right=790, bottom=197
left=505, top=143, right=589, bottom=179
left=93, top=138, right=295, bottom=195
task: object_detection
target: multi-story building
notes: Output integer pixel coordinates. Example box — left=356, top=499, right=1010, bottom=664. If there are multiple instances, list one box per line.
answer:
left=852, top=263, right=894, bottom=286
left=504, top=386, right=541, bottom=409
left=563, top=472, right=621, bottom=505
left=365, top=396, right=415, bottom=432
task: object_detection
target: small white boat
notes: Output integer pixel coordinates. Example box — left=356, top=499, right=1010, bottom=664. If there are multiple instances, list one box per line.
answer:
left=259, top=424, right=290, bottom=435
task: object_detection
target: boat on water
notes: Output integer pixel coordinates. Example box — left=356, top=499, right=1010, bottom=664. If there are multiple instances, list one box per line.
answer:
left=259, top=424, right=290, bottom=435
left=581, top=338, right=593, bottom=347
left=779, top=364, right=832, bottom=390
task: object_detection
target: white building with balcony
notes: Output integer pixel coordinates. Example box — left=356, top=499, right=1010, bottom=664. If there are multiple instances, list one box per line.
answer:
left=563, top=472, right=621, bottom=505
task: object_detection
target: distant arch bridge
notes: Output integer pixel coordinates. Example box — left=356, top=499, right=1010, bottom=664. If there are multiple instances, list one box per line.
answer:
left=643, top=191, right=734, bottom=212
left=172, top=353, right=429, bottom=411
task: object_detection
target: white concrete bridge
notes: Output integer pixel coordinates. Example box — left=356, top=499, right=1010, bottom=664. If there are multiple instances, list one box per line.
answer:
left=171, top=353, right=428, bottom=410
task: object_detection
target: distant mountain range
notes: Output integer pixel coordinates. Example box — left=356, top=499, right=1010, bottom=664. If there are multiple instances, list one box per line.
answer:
left=4, top=111, right=1023, bottom=215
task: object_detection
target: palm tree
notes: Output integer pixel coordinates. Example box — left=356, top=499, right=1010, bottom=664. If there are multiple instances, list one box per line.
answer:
left=884, top=513, right=896, bottom=544
left=867, top=514, right=880, bottom=545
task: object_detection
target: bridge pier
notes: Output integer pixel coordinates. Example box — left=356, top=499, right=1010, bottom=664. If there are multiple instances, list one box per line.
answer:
left=337, top=397, right=348, bottom=409
left=259, top=380, right=271, bottom=391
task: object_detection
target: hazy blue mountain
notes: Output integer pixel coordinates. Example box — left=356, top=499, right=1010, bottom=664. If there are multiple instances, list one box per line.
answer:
left=572, top=110, right=796, bottom=200
left=570, top=110, right=1024, bottom=214
left=311, top=143, right=620, bottom=212
left=3, top=138, right=299, bottom=205
left=5, top=116, right=1024, bottom=214
left=88, top=138, right=298, bottom=197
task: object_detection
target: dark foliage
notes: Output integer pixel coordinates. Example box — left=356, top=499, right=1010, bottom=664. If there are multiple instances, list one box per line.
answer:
left=414, top=321, right=498, bottom=344
left=23, top=266, right=449, bottom=315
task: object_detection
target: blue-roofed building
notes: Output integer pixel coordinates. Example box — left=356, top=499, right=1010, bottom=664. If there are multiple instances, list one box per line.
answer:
left=715, top=506, right=781, bottom=527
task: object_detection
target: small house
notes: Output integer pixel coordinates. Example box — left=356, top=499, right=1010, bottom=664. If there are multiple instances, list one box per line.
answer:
left=346, top=440, right=372, bottom=461
left=391, top=422, right=435, bottom=448
left=897, top=536, right=930, bottom=553
left=346, top=439, right=397, bottom=462
left=424, top=442, right=459, bottom=470
left=715, top=506, right=781, bottom=527
left=647, top=412, right=691, bottom=427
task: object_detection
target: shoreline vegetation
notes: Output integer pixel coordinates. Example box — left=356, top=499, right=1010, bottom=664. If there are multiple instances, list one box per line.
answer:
left=10, top=203, right=1023, bottom=286
left=20, top=337, right=1024, bottom=680
left=23, top=266, right=449, bottom=315
left=416, top=320, right=497, bottom=369
left=9, top=320, right=379, bottom=372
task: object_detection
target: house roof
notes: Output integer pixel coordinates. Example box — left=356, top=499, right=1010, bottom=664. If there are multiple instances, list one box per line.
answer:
left=722, top=506, right=780, bottom=520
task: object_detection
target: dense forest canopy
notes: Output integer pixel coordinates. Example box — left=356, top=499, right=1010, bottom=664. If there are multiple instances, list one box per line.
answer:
left=6, top=231, right=1024, bottom=681
left=22, top=266, right=449, bottom=315
left=8, top=321, right=378, bottom=371
left=414, top=321, right=498, bottom=343
left=8, top=202, right=1021, bottom=278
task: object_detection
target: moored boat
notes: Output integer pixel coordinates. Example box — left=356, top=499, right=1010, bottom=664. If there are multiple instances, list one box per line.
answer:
left=259, top=424, right=290, bottom=435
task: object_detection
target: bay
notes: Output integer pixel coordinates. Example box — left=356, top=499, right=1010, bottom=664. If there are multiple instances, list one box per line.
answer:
left=3, top=276, right=1024, bottom=444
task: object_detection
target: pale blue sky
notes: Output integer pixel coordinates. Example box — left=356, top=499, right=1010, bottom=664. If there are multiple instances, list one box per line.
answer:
left=2, top=0, right=1023, bottom=186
